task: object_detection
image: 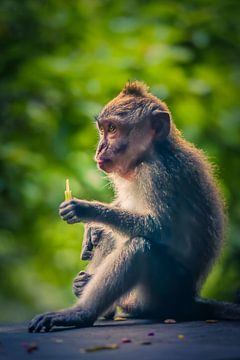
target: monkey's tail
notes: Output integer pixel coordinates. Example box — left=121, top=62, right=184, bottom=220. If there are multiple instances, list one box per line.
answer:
left=194, top=297, right=240, bottom=321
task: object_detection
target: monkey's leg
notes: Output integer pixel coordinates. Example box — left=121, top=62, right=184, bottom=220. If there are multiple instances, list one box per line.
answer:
left=78, top=237, right=151, bottom=318
left=119, top=246, right=197, bottom=320
left=28, top=237, right=151, bottom=332
left=72, top=271, right=92, bottom=298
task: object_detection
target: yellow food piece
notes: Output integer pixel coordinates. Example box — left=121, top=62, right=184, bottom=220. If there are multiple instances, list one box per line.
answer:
left=64, top=179, right=72, bottom=201
left=206, top=319, right=218, bottom=323
left=114, top=316, right=127, bottom=321
left=81, top=344, right=119, bottom=352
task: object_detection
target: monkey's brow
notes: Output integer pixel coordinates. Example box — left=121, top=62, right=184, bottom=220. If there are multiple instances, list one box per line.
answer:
left=95, top=115, right=127, bottom=126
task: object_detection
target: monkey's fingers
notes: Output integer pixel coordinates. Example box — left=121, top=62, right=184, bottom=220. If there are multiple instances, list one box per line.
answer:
left=82, top=226, right=103, bottom=252
left=74, top=271, right=92, bottom=282
left=28, top=312, right=67, bottom=332
left=59, top=205, right=75, bottom=217
left=73, top=273, right=92, bottom=297
left=90, top=227, right=104, bottom=247
left=61, top=210, right=75, bottom=220
left=59, top=199, right=81, bottom=209
left=28, top=312, right=55, bottom=333
left=29, top=310, right=94, bottom=332
left=84, top=226, right=94, bottom=249
left=81, top=248, right=93, bottom=260
left=60, top=210, right=79, bottom=224
left=34, top=317, right=52, bottom=333
left=59, top=200, right=72, bottom=209
left=66, top=216, right=79, bottom=224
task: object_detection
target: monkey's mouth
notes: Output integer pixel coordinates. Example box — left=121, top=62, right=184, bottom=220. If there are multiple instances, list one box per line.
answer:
left=97, top=158, right=113, bottom=172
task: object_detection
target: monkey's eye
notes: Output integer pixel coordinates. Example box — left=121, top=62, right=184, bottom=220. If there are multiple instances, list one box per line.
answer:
left=108, top=123, right=116, bottom=134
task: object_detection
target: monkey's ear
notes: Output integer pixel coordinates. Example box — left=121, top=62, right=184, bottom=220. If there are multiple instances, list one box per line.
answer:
left=151, top=109, right=171, bottom=141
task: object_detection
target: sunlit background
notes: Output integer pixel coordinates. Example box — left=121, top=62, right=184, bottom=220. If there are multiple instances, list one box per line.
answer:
left=0, top=0, right=239, bottom=322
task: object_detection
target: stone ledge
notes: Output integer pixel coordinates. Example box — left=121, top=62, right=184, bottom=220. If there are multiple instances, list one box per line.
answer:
left=0, top=320, right=240, bottom=359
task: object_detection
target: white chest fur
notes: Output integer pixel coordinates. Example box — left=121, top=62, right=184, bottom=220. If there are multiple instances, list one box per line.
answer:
left=113, top=176, right=147, bottom=213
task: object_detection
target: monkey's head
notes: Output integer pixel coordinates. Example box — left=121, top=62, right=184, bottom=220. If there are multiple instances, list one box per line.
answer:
left=95, top=81, right=172, bottom=178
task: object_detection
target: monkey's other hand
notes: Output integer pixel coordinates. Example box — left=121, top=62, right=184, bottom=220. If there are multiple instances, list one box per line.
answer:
left=28, top=309, right=94, bottom=332
left=81, top=225, right=105, bottom=260
left=59, top=199, right=93, bottom=224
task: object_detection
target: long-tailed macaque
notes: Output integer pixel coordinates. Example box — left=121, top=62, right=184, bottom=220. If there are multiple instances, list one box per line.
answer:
left=29, top=81, right=240, bottom=332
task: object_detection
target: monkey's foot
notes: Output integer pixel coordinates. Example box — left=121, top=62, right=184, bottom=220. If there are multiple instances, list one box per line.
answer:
left=89, top=227, right=104, bottom=247
left=72, top=271, right=92, bottom=298
left=28, top=309, right=94, bottom=332
left=81, top=227, right=105, bottom=260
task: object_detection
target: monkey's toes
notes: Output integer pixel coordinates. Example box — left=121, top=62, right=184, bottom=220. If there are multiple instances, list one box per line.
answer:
left=72, top=272, right=92, bottom=298
left=76, top=271, right=91, bottom=281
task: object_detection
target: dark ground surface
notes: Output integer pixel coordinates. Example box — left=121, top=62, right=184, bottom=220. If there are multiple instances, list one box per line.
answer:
left=0, top=319, right=240, bottom=360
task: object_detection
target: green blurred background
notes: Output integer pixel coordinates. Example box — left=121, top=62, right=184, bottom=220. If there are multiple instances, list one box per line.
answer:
left=0, top=0, right=239, bottom=322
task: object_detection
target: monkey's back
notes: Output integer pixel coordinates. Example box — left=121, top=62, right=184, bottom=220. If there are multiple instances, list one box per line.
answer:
left=153, top=140, right=225, bottom=290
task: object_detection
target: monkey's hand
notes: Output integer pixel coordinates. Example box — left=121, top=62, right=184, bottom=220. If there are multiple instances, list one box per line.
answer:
left=28, top=308, right=94, bottom=332
left=81, top=225, right=105, bottom=260
left=59, top=199, right=93, bottom=224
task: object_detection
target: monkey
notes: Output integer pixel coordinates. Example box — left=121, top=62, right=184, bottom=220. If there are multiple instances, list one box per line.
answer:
left=28, top=81, right=240, bottom=332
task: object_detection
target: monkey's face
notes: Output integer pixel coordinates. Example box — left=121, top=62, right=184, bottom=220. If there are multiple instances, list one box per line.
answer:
left=94, top=114, right=154, bottom=178
left=94, top=93, right=171, bottom=178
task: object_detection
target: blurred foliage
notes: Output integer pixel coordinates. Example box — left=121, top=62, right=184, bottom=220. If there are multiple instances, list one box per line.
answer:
left=0, top=0, right=239, bottom=322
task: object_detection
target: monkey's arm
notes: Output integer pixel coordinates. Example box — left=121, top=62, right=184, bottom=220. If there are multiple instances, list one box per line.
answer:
left=81, top=201, right=119, bottom=259
left=59, top=199, right=159, bottom=238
